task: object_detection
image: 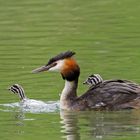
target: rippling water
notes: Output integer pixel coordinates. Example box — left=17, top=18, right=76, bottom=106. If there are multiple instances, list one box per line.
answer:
left=0, top=100, right=60, bottom=113
left=0, top=0, right=140, bottom=140
left=60, top=110, right=140, bottom=140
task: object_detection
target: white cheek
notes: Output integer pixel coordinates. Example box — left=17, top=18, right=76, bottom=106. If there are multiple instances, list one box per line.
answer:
left=49, top=66, right=60, bottom=72
left=49, top=60, right=64, bottom=72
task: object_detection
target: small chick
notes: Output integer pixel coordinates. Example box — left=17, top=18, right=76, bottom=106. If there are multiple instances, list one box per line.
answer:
left=83, top=74, right=103, bottom=87
left=8, top=84, right=27, bottom=101
left=8, top=84, right=60, bottom=113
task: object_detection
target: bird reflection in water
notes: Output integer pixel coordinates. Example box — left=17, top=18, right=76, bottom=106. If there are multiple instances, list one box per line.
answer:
left=60, top=110, right=81, bottom=140
left=60, top=110, right=140, bottom=140
left=60, top=110, right=106, bottom=140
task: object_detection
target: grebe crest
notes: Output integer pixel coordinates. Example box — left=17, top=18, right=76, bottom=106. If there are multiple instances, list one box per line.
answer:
left=83, top=74, right=103, bottom=87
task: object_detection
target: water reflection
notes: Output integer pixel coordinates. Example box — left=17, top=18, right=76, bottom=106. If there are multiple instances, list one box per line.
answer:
left=60, top=110, right=140, bottom=140
left=60, top=110, right=80, bottom=140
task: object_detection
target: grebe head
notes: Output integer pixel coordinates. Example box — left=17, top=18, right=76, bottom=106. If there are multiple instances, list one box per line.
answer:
left=8, top=84, right=26, bottom=100
left=32, top=51, right=80, bottom=81
left=83, top=74, right=103, bottom=87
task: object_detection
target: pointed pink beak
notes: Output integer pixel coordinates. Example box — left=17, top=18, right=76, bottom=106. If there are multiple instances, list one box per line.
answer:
left=32, top=63, right=56, bottom=73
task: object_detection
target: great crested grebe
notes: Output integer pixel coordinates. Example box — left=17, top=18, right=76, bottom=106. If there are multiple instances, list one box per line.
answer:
left=32, top=51, right=140, bottom=111
left=8, top=84, right=59, bottom=112
left=83, top=74, right=103, bottom=87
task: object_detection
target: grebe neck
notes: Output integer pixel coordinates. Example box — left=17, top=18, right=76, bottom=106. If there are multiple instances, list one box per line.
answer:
left=60, top=78, right=78, bottom=110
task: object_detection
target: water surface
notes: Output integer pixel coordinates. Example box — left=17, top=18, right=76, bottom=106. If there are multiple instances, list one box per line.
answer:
left=0, top=0, right=140, bottom=139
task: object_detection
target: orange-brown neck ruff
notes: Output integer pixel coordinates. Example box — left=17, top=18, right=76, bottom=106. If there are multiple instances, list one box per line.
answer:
left=61, top=58, right=80, bottom=81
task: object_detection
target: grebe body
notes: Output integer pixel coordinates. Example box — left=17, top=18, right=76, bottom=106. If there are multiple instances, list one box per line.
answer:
left=32, top=51, right=140, bottom=111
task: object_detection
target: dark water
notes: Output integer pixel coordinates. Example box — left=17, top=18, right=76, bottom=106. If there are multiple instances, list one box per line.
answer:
left=0, top=0, right=140, bottom=139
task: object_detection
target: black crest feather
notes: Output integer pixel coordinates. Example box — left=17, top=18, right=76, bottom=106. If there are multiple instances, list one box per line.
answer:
left=46, top=51, right=75, bottom=65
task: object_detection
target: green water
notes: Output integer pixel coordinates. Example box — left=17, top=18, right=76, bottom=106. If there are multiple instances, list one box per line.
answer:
left=0, top=0, right=140, bottom=139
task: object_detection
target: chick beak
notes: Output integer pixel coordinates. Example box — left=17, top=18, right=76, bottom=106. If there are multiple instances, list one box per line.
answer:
left=83, top=81, right=87, bottom=85
left=32, top=63, right=56, bottom=73
left=7, top=87, right=11, bottom=91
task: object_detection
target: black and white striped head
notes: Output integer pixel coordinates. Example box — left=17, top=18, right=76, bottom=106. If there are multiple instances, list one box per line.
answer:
left=83, top=74, right=103, bottom=87
left=8, top=84, right=26, bottom=100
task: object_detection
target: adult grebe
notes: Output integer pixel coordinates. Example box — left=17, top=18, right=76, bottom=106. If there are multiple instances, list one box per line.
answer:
left=8, top=84, right=59, bottom=112
left=32, top=51, right=140, bottom=111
